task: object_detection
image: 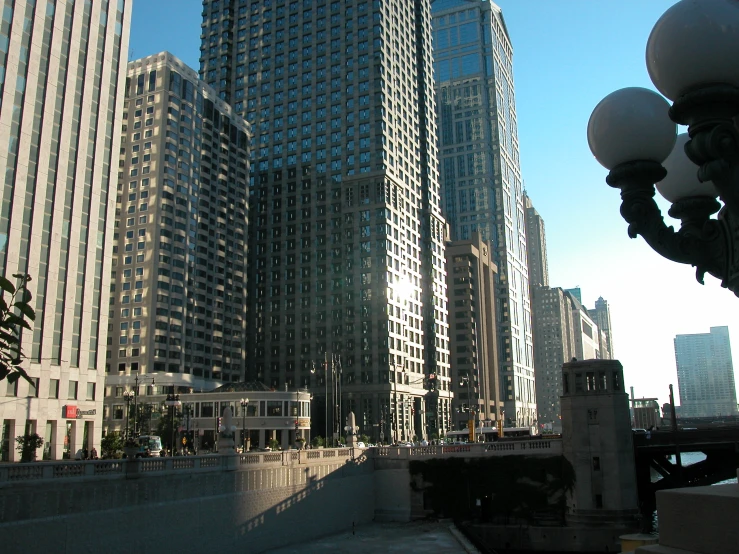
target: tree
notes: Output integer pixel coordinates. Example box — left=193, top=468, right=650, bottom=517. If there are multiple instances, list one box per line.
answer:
left=15, top=433, right=43, bottom=463
left=0, top=273, right=36, bottom=385
left=311, top=435, right=325, bottom=448
left=101, top=433, right=123, bottom=459
left=155, top=409, right=181, bottom=451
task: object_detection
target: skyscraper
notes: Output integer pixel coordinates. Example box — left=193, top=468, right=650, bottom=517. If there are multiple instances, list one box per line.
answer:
left=104, top=52, right=250, bottom=422
left=432, top=0, right=535, bottom=426
left=0, top=0, right=131, bottom=461
left=200, top=0, right=452, bottom=442
left=674, top=326, right=738, bottom=418
left=524, top=192, right=548, bottom=289
left=589, top=296, right=614, bottom=358
left=446, top=233, right=501, bottom=430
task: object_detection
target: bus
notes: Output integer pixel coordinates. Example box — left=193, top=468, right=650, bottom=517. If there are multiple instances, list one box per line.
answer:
left=135, top=435, right=163, bottom=457
left=445, top=426, right=537, bottom=443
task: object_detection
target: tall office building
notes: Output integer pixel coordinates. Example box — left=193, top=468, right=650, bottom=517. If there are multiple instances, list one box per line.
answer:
left=0, top=0, right=130, bottom=461
left=104, top=53, right=250, bottom=417
left=200, top=0, right=452, bottom=442
left=531, top=287, right=574, bottom=431
left=674, top=326, right=738, bottom=418
left=432, top=1, right=535, bottom=426
left=531, top=287, right=606, bottom=431
left=446, top=233, right=501, bottom=430
left=524, top=192, right=548, bottom=289
left=589, top=296, right=615, bottom=358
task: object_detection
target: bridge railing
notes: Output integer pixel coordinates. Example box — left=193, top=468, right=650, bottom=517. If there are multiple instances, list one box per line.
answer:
left=0, top=448, right=361, bottom=485
left=373, top=439, right=562, bottom=459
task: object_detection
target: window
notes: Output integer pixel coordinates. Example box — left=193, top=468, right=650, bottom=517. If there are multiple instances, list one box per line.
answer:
left=86, top=383, right=96, bottom=401
left=68, top=380, right=78, bottom=400
left=49, top=379, right=60, bottom=399
left=6, top=379, right=17, bottom=397
left=29, top=377, right=40, bottom=398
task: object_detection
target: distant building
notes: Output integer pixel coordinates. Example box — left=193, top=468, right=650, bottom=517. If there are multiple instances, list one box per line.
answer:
left=631, top=398, right=661, bottom=429
left=674, top=326, right=738, bottom=418
left=531, top=287, right=575, bottom=431
left=524, top=193, right=548, bottom=289
left=565, top=287, right=582, bottom=304
left=589, top=296, right=615, bottom=358
left=105, top=53, right=251, bottom=408
left=446, top=233, right=502, bottom=431
left=531, top=287, right=607, bottom=431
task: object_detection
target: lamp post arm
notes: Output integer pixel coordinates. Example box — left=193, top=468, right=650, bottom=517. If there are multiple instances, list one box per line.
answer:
left=608, top=160, right=728, bottom=290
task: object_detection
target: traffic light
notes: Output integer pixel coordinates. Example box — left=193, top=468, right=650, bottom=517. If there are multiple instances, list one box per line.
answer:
left=294, top=419, right=299, bottom=431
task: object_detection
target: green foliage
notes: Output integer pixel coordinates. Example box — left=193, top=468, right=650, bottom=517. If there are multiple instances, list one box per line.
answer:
left=155, top=409, right=181, bottom=450
left=409, top=455, right=576, bottom=524
left=101, top=433, right=123, bottom=459
left=359, top=434, right=370, bottom=444
left=268, top=438, right=280, bottom=450
left=311, top=435, right=325, bottom=448
left=0, top=274, right=36, bottom=385
left=15, top=432, right=43, bottom=463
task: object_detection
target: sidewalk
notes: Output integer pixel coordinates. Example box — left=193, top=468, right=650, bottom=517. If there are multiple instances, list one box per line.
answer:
left=266, top=521, right=476, bottom=553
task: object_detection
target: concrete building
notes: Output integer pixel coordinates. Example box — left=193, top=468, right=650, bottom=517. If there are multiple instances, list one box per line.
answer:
left=674, top=326, right=738, bottom=418
left=104, top=53, right=251, bottom=419
left=631, top=398, right=661, bottom=430
left=102, top=383, right=311, bottom=452
left=589, top=296, right=615, bottom=358
left=531, top=287, right=576, bottom=432
left=200, top=0, right=452, bottom=443
left=524, top=192, right=548, bottom=289
left=445, top=233, right=501, bottom=431
left=0, top=0, right=131, bottom=462
left=570, top=292, right=602, bottom=361
left=432, top=0, right=535, bottom=428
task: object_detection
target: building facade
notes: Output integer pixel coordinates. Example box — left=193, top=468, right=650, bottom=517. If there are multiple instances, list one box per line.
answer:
left=432, top=0, right=535, bottom=427
left=589, top=296, right=614, bottom=358
left=0, top=0, right=130, bottom=461
left=200, top=0, right=452, bottom=443
left=524, top=192, right=548, bottom=289
left=446, top=233, right=501, bottom=430
left=674, top=326, right=738, bottom=418
left=105, top=52, right=250, bottom=417
left=531, top=287, right=575, bottom=431
left=102, top=383, right=311, bottom=453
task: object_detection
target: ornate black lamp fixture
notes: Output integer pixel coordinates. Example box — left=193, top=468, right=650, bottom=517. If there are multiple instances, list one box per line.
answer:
left=588, top=0, right=739, bottom=295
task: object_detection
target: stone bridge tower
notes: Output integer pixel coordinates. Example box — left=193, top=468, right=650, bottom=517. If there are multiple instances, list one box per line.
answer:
left=561, top=359, right=639, bottom=527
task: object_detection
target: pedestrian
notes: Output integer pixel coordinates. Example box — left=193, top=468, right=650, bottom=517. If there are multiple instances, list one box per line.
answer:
left=83, top=447, right=88, bottom=460
left=91, top=447, right=98, bottom=460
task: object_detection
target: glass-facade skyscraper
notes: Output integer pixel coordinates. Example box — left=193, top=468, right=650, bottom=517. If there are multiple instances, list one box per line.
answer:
left=199, top=0, right=453, bottom=442
left=0, top=0, right=130, bottom=461
left=674, top=326, right=738, bottom=418
left=432, top=0, right=535, bottom=426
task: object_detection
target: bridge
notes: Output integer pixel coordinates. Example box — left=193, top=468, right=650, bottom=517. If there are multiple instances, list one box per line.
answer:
left=0, top=439, right=560, bottom=553
left=633, top=427, right=739, bottom=518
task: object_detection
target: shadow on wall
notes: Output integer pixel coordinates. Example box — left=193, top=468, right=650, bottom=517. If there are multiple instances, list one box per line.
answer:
left=0, top=451, right=376, bottom=554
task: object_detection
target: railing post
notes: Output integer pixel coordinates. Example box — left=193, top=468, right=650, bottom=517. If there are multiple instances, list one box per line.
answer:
left=84, top=461, right=95, bottom=476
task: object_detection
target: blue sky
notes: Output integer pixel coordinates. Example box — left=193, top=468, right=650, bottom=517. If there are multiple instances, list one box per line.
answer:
left=129, top=1, right=739, bottom=408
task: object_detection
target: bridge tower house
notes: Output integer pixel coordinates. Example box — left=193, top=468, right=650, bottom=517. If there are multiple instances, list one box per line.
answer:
left=561, top=359, right=639, bottom=528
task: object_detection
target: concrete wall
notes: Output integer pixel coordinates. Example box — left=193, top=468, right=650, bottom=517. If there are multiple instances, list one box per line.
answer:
left=0, top=454, right=374, bottom=553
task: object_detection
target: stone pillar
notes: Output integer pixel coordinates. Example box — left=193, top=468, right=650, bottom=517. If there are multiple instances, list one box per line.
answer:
left=258, top=429, right=266, bottom=449
left=561, top=359, right=639, bottom=529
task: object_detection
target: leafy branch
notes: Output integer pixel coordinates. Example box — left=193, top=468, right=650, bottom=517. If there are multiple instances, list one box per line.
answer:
left=0, top=273, right=36, bottom=384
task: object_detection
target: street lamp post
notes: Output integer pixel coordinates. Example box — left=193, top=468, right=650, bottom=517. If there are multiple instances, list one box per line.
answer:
left=588, top=0, right=739, bottom=296
left=122, top=390, right=135, bottom=440
left=240, top=397, right=249, bottom=452
left=165, top=391, right=181, bottom=455
left=130, top=374, right=155, bottom=438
